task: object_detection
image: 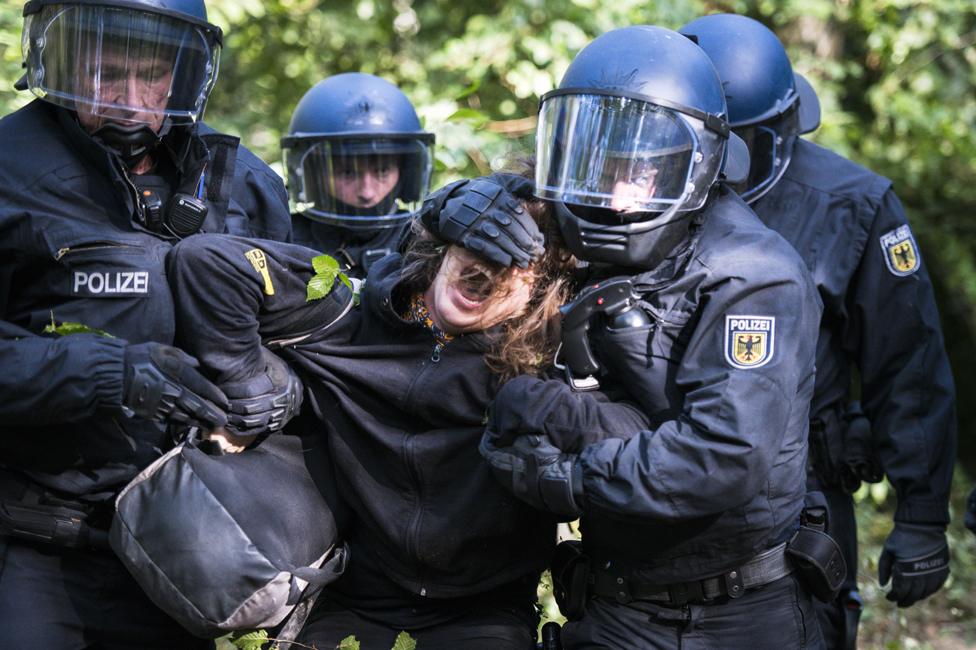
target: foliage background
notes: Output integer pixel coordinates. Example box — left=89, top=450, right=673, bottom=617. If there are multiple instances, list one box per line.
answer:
left=2, top=1, right=975, bottom=646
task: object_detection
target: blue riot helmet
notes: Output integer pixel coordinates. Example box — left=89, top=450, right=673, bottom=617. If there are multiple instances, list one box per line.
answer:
left=680, top=14, right=821, bottom=203
left=20, top=0, right=222, bottom=161
left=281, top=73, right=435, bottom=231
left=536, top=25, right=750, bottom=269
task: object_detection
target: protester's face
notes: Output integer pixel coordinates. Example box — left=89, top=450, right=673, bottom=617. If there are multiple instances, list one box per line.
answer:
left=331, top=156, right=400, bottom=209
left=75, top=47, right=173, bottom=134
left=424, top=247, right=536, bottom=335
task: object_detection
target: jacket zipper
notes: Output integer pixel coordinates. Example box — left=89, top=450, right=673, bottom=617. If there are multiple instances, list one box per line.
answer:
left=402, top=432, right=427, bottom=596
left=55, top=242, right=140, bottom=261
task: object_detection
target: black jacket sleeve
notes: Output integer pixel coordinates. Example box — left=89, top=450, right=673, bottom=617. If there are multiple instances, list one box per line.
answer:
left=568, top=246, right=821, bottom=520
left=846, top=189, right=956, bottom=525
left=223, top=140, right=293, bottom=242
left=490, top=374, right=651, bottom=452
left=0, top=321, right=126, bottom=426
left=167, top=234, right=353, bottom=384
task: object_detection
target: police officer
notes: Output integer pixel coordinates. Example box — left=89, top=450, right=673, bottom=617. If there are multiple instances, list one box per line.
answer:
left=0, top=1, right=297, bottom=646
left=431, top=26, right=827, bottom=647
left=681, top=14, right=957, bottom=648
left=282, top=73, right=435, bottom=278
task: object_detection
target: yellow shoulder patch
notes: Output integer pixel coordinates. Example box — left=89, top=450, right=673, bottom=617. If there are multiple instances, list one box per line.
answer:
left=245, top=249, right=275, bottom=296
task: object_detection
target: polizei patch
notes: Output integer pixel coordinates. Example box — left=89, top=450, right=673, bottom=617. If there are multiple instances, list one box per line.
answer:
left=879, top=225, right=920, bottom=276
left=72, top=270, right=149, bottom=296
left=725, top=316, right=775, bottom=369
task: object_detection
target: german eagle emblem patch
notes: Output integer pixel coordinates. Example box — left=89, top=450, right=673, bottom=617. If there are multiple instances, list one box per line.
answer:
left=725, top=316, right=775, bottom=369
left=879, top=225, right=920, bottom=276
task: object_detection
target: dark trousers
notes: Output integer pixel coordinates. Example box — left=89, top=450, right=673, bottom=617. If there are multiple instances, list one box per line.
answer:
left=0, top=536, right=211, bottom=650
left=296, top=595, right=538, bottom=650
left=812, top=487, right=860, bottom=649
left=561, top=575, right=825, bottom=649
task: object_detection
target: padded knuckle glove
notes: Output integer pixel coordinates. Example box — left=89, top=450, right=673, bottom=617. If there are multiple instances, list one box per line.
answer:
left=122, top=342, right=229, bottom=431
left=480, top=432, right=583, bottom=521
left=421, top=175, right=544, bottom=268
left=878, top=522, right=949, bottom=607
left=221, top=348, right=303, bottom=436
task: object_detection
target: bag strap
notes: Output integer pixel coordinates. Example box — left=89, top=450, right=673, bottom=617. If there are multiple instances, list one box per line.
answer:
left=276, top=544, right=348, bottom=648
left=291, top=542, right=348, bottom=588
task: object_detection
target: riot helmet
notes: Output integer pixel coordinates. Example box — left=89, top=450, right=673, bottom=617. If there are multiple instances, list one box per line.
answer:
left=281, top=73, right=435, bottom=231
left=536, top=25, right=749, bottom=268
left=20, top=0, right=222, bottom=162
left=680, top=14, right=821, bottom=203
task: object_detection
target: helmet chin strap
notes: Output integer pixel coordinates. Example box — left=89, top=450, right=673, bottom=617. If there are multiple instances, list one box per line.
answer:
left=90, top=118, right=172, bottom=168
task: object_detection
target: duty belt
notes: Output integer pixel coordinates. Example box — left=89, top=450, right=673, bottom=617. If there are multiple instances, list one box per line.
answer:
left=590, top=543, right=793, bottom=606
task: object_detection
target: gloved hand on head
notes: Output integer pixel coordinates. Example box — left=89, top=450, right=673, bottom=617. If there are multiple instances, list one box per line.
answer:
left=420, top=173, right=545, bottom=268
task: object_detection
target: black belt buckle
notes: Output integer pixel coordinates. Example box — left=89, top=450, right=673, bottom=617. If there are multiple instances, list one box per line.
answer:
left=668, top=580, right=704, bottom=606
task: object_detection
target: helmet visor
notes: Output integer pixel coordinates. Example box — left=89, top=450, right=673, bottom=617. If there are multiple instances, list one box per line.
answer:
left=732, top=108, right=799, bottom=203
left=23, top=5, right=220, bottom=125
left=536, top=94, right=700, bottom=213
left=286, top=136, right=434, bottom=229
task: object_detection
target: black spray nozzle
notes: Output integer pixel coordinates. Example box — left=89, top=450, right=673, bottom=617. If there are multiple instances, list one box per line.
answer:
left=559, top=278, right=639, bottom=377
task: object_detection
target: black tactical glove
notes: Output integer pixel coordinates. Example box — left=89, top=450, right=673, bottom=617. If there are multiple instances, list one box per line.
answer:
left=479, top=431, right=583, bottom=520
left=878, top=522, right=949, bottom=607
left=122, top=342, right=228, bottom=430
left=220, top=348, right=303, bottom=436
left=420, top=173, right=545, bottom=268
left=965, top=488, right=976, bottom=536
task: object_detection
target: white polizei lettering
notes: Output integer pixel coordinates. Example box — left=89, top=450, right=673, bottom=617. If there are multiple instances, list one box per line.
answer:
left=88, top=273, right=104, bottom=293
left=118, top=272, right=133, bottom=292
left=73, top=271, right=88, bottom=293
left=133, top=272, right=149, bottom=293
left=729, top=318, right=772, bottom=332
left=72, top=271, right=150, bottom=294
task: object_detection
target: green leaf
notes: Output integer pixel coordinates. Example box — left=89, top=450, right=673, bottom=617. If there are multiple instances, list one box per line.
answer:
left=339, top=272, right=353, bottom=292
left=447, top=107, right=489, bottom=126
left=312, top=253, right=340, bottom=276
left=230, top=629, right=269, bottom=650
left=43, top=312, right=115, bottom=338
left=391, top=631, right=417, bottom=650
left=306, top=273, right=337, bottom=301
left=337, top=635, right=360, bottom=650
left=454, top=78, right=482, bottom=101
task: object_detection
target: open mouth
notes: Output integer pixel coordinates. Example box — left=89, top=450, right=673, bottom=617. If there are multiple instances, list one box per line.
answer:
left=454, top=263, right=496, bottom=305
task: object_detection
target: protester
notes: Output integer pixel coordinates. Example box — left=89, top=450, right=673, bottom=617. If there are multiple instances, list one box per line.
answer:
left=167, top=180, right=649, bottom=648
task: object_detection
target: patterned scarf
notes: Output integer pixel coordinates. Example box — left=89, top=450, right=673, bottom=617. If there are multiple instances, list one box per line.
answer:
left=402, top=293, right=454, bottom=347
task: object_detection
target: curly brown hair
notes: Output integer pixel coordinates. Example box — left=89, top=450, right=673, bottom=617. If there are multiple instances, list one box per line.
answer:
left=398, top=198, right=575, bottom=383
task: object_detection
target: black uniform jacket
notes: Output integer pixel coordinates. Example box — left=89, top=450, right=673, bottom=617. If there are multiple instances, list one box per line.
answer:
left=492, top=191, right=823, bottom=582
left=167, top=234, right=562, bottom=598
left=0, top=100, right=291, bottom=502
left=754, top=139, right=956, bottom=525
left=291, top=216, right=409, bottom=279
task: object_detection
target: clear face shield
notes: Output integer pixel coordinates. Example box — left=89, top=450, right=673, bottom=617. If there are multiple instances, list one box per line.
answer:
left=536, top=93, right=726, bottom=217
left=22, top=4, right=220, bottom=131
left=284, top=136, right=434, bottom=230
left=731, top=107, right=800, bottom=204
